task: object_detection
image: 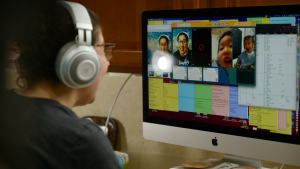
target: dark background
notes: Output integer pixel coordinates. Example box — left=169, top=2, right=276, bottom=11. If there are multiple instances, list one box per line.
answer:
left=192, top=28, right=212, bottom=66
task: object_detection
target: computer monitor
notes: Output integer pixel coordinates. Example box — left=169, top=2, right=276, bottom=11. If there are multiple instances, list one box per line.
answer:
left=142, top=4, right=300, bottom=167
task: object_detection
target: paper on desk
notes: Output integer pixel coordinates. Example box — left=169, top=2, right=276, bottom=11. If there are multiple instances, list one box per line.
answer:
left=200, top=158, right=221, bottom=163
left=261, top=166, right=278, bottom=169
left=210, top=162, right=239, bottom=169
left=170, top=159, right=220, bottom=169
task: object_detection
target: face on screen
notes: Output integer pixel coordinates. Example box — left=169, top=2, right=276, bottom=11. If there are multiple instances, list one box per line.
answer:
left=178, top=34, right=188, bottom=56
left=218, top=35, right=232, bottom=67
left=244, top=38, right=254, bottom=53
left=159, top=37, right=169, bottom=55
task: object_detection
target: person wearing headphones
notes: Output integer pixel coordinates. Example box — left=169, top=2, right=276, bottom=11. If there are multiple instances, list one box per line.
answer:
left=173, top=32, right=192, bottom=66
left=151, top=35, right=172, bottom=67
left=158, top=35, right=170, bottom=56
left=0, top=1, right=121, bottom=169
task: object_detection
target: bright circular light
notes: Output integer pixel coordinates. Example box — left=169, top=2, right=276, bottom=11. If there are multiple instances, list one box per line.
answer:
left=157, top=56, right=167, bottom=70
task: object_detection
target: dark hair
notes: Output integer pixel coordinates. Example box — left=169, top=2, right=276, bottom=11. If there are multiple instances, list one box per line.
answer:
left=159, top=35, right=169, bottom=44
left=13, top=1, right=101, bottom=88
left=177, top=32, right=188, bottom=41
left=244, top=35, right=255, bottom=44
left=219, top=30, right=232, bottom=44
left=218, top=30, right=232, bottom=53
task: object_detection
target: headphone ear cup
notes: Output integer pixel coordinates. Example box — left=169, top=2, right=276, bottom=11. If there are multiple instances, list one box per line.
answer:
left=55, top=41, right=100, bottom=89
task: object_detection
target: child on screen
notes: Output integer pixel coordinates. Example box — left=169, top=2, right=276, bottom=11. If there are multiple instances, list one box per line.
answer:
left=212, top=30, right=233, bottom=67
left=235, top=35, right=255, bottom=69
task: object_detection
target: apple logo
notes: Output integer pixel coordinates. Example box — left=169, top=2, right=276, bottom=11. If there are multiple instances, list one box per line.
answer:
left=212, top=137, right=218, bottom=146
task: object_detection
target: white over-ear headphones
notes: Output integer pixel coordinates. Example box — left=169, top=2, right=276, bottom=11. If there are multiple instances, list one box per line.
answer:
left=55, top=1, right=100, bottom=89
left=157, top=34, right=171, bottom=51
left=175, top=31, right=191, bottom=49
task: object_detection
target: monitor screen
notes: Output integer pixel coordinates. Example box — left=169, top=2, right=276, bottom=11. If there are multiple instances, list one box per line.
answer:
left=142, top=5, right=300, bottom=166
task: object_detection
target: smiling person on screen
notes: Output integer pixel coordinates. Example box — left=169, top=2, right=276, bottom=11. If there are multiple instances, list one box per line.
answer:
left=173, top=32, right=192, bottom=66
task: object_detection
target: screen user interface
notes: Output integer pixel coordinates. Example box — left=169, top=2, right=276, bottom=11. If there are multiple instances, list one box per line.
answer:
left=147, top=15, right=299, bottom=136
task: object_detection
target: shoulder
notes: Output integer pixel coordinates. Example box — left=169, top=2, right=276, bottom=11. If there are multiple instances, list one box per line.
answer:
left=69, top=119, right=107, bottom=148
left=61, top=117, right=106, bottom=145
left=67, top=119, right=121, bottom=169
left=0, top=90, right=120, bottom=168
left=1, top=89, right=75, bottom=119
left=239, top=51, right=247, bottom=58
left=187, top=49, right=192, bottom=56
left=173, top=50, right=180, bottom=56
left=212, top=60, right=219, bottom=67
left=2, top=89, right=17, bottom=100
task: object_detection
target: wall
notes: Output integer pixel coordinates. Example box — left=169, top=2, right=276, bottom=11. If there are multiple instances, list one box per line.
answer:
left=5, top=0, right=300, bottom=73
left=240, top=28, right=245, bottom=53
left=211, top=33, right=219, bottom=60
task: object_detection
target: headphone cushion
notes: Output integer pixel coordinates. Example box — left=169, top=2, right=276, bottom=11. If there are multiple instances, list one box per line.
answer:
left=55, top=41, right=100, bottom=88
left=69, top=54, right=99, bottom=84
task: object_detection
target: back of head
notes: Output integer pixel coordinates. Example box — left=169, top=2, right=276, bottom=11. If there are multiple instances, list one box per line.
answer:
left=7, top=0, right=100, bottom=88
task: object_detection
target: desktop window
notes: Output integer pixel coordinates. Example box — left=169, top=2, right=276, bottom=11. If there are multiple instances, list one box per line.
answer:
left=147, top=15, right=299, bottom=136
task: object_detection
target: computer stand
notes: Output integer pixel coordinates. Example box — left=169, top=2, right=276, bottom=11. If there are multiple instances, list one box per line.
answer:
left=221, top=154, right=262, bottom=169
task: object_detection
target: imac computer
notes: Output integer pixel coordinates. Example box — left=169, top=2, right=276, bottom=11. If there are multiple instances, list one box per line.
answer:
left=142, top=4, right=300, bottom=167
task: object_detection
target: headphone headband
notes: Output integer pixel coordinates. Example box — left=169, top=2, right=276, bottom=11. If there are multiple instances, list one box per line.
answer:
left=57, top=1, right=92, bottom=46
left=176, top=31, right=189, bottom=40
left=55, top=1, right=100, bottom=89
left=158, top=34, right=170, bottom=42
left=157, top=34, right=171, bottom=51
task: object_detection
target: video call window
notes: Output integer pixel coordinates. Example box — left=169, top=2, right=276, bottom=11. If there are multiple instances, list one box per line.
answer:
left=146, top=23, right=257, bottom=86
left=169, top=22, right=256, bottom=86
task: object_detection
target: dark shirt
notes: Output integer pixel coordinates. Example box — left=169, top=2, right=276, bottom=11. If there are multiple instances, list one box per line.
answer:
left=0, top=89, right=121, bottom=169
left=173, top=49, right=192, bottom=66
